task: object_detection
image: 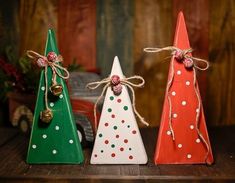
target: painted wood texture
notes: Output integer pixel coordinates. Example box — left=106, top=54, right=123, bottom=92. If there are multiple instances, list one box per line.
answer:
left=134, top=0, right=172, bottom=127
left=96, top=0, right=134, bottom=77
left=19, top=0, right=57, bottom=55
left=58, top=0, right=96, bottom=69
left=173, top=0, right=209, bottom=103
left=207, top=0, right=235, bottom=126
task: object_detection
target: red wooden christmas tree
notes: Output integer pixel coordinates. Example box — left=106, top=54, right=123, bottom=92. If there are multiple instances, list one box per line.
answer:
left=154, top=12, right=214, bottom=165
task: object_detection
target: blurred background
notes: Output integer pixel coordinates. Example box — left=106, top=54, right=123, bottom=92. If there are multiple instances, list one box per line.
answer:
left=0, top=0, right=234, bottom=128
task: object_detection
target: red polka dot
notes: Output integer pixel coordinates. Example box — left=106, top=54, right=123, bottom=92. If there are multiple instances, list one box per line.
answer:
left=132, top=130, right=137, bottom=134
left=121, top=120, right=125, bottom=123
left=111, top=114, right=115, bottom=118
left=117, top=99, right=121, bottom=103
left=129, top=155, right=133, bottom=160
left=120, top=147, right=124, bottom=151
left=124, top=139, right=128, bottom=143
left=94, top=154, right=97, bottom=157
left=105, top=123, right=109, bottom=127
left=105, top=140, right=109, bottom=144
left=111, top=153, right=116, bottom=157
left=116, top=134, right=119, bottom=138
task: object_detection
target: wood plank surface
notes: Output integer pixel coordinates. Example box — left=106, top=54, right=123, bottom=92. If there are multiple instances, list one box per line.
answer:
left=206, top=0, right=235, bottom=126
left=19, top=0, right=57, bottom=55
left=0, top=126, right=235, bottom=182
left=96, top=0, right=134, bottom=77
left=58, top=0, right=96, bottom=68
left=134, top=0, right=172, bottom=127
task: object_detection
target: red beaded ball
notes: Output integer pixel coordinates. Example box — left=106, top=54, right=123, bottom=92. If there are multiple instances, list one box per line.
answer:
left=112, top=83, right=122, bottom=96
left=183, top=57, right=194, bottom=69
left=47, top=52, right=57, bottom=61
left=36, top=57, right=47, bottom=67
left=111, top=75, right=120, bottom=86
left=174, top=50, right=184, bottom=61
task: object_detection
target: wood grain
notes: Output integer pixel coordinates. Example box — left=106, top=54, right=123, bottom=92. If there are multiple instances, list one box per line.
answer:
left=96, top=0, right=134, bottom=77
left=134, top=0, right=172, bottom=127
left=206, top=0, right=235, bottom=125
left=58, top=0, right=96, bottom=68
left=0, top=127, right=235, bottom=182
left=19, top=0, right=57, bottom=55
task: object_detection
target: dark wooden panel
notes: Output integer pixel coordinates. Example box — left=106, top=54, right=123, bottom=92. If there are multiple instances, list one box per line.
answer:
left=173, top=0, right=209, bottom=107
left=96, top=0, right=134, bottom=77
left=19, top=0, right=57, bottom=55
left=0, top=1, right=19, bottom=55
left=58, top=0, right=96, bottom=68
left=134, top=0, right=172, bottom=127
left=207, top=0, right=235, bottom=125
left=0, top=127, right=235, bottom=182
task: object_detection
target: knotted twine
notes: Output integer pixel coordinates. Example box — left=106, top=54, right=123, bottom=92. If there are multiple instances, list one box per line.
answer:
left=86, top=75, right=149, bottom=131
left=144, top=46, right=210, bottom=164
left=27, top=50, right=69, bottom=112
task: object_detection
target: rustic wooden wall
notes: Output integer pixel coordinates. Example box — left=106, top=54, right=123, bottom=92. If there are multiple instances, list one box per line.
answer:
left=96, top=0, right=134, bottom=77
left=0, top=0, right=235, bottom=127
left=58, top=0, right=96, bottom=68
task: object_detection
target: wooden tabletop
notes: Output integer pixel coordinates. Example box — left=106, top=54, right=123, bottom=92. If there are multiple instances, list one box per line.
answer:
left=0, top=126, right=235, bottom=182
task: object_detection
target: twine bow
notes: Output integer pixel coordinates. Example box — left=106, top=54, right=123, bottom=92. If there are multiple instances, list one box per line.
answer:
left=26, top=50, right=69, bottom=111
left=144, top=46, right=210, bottom=164
left=86, top=75, right=149, bottom=131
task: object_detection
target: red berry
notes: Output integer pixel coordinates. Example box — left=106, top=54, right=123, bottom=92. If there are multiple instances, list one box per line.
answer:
left=124, top=139, right=128, bottom=143
left=111, top=153, right=116, bottom=157
left=129, top=155, right=133, bottom=160
left=47, top=52, right=57, bottom=61
left=105, top=140, right=109, bottom=144
left=111, top=75, right=120, bottom=85
left=120, top=147, right=124, bottom=151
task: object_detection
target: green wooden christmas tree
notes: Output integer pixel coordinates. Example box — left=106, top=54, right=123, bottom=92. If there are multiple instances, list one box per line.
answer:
left=26, top=29, right=84, bottom=164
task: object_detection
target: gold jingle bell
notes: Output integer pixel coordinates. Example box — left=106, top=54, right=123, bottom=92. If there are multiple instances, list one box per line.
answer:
left=40, top=109, right=53, bottom=123
left=50, top=84, right=63, bottom=96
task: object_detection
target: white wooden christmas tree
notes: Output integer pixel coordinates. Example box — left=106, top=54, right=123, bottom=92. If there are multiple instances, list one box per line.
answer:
left=90, top=56, right=147, bottom=164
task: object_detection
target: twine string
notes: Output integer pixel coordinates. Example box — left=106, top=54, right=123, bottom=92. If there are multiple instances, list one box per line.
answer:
left=86, top=75, right=149, bottom=130
left=144, top=46, right=210, bottom=164
left=27, top=50, right=69, bottom=111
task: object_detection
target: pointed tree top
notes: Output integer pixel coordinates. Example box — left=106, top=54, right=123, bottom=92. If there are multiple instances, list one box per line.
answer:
left=173, top=12, right=191, bottom=51
left=45, top=29, right=59, bottom=55
left=110, top=56, right=124, bottom=79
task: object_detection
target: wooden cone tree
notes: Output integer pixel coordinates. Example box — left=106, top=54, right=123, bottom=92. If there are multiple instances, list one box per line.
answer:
left=27, top=30, right=84, bottom=164
left=90, top=56, right=147, bottom=164
left=154, top=12, right=214, bottom=164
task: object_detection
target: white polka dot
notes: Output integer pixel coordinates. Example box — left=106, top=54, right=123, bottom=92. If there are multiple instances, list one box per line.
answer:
left=178, top=144, right=183, bottom=148
left=42, top=134, right=47, bottom=139
left=69, top=139, right=74, bottom=144
left=32, top=144, right=37, bottom=149
left=41, top=86, right=45, bottom=91
left=182, top=101, right=187, bottom=106
left=177, top=70, right=181, bottom=75
left=166, top=130, right=171, bottom=135
left=196, top=108, right=200, bottom=113
left=55, top=126, right=60, bottom=130
left=196, top=138, right=201, bottom=143
left=186, top=81, right=190, bottom=86
left=52, top=149, right=57, bottom=154
left=173, top=113, right=178, bottom=118
left=59, top=94, right=63, bottom=99
left=187, top=154, right=192, bottom=159
left=50, top=102, right=54, bottom=107
left=190, top=125, right=194, bottom=129
left=172, top=91, right=176, bottom=96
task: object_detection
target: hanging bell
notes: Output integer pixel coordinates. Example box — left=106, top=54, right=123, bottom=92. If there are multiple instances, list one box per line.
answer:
left=40, top=109, right=53, bottom=123
left=50, top=84, right=63, bottom=96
